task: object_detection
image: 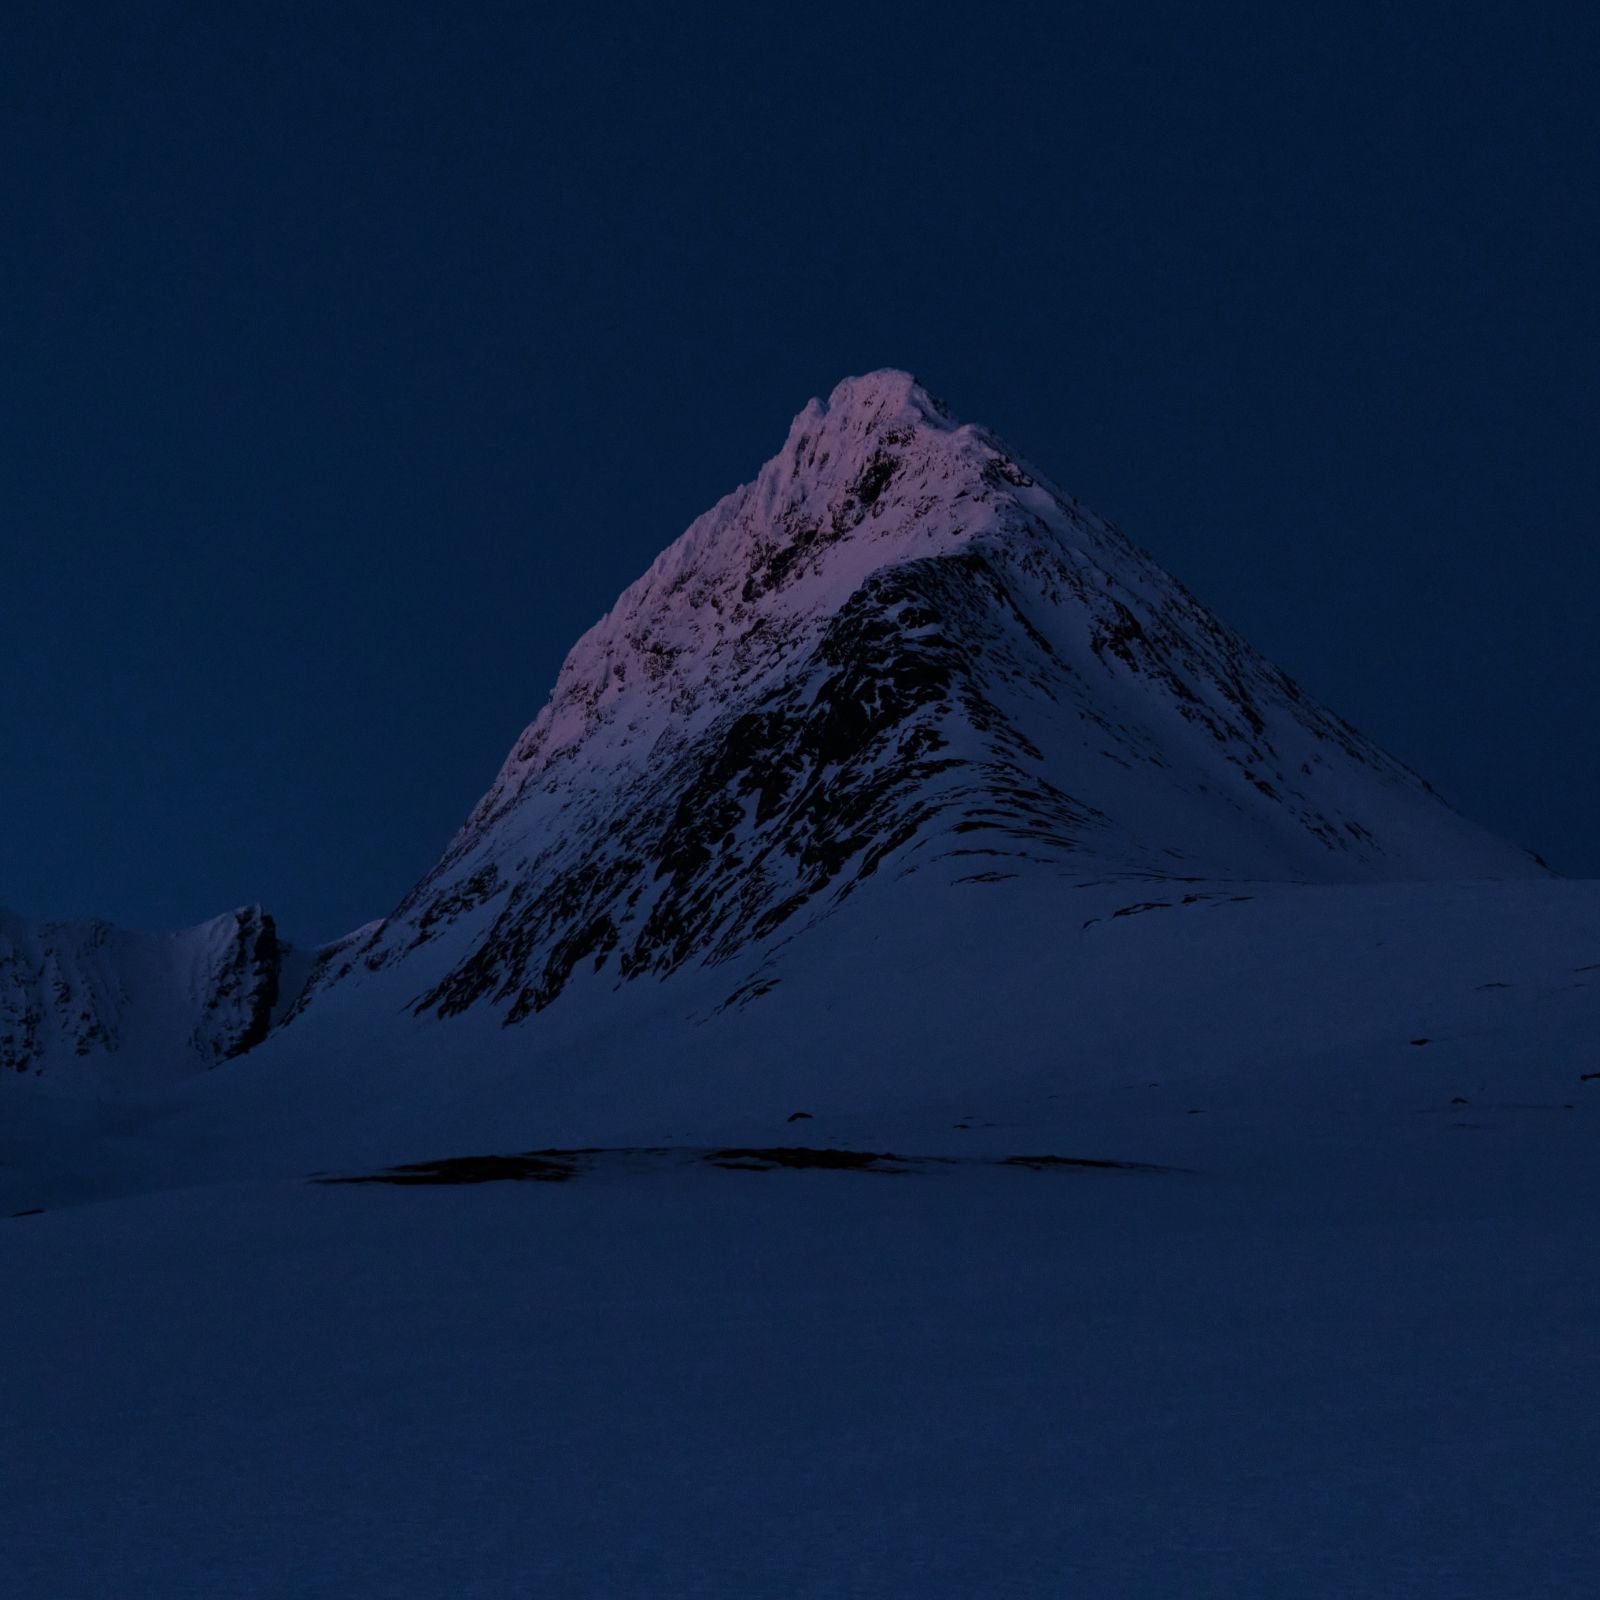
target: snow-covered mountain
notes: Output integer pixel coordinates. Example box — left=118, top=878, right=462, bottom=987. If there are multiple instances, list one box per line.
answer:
left=293, top=368, right=1540, bottom=1028
left=4, top=372, right=1596, bottom=1600
left=0, top=371, right=1542, bottom=1082
left=0, top=903, right=305, bottom=1084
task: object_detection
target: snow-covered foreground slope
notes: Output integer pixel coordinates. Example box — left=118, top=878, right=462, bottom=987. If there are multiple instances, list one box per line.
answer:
left=5, top=868, right=1596, bottom=1203
left=2, top=872, right=1598, bottom=1597
left=6, top=1112, right=1598, bottom=1600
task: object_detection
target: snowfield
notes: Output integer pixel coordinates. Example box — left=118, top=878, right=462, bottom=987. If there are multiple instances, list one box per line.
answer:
left=3, top=872, right=1597, bottom=1597
left=7, top=1119, right=1598, bottom=1599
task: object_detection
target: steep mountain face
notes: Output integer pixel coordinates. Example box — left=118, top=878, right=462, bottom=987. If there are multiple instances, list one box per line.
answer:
left=297, top=370, right=1540, bottom=1027
left=0, top=904, right=298, bottom=1083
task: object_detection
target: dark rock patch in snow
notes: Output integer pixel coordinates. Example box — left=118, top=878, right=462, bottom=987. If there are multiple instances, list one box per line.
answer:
left=314, top=1145, right=1192, bottom=1188
left=318, top=1152, right=587, bottom=1186
left=1002, top=1154, right=1178, bottom=1173
left=708, top=1146, right=905, bottom=1172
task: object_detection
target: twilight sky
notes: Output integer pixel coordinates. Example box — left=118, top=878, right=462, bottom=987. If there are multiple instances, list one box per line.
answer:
left=4, top=2, right=1597, bottom=942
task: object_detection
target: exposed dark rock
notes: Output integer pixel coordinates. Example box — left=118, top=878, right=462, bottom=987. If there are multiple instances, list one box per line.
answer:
left=707, top=1146, right=902, bottom=1171
left=318, top=1152, right=584, bottom=1185
left=415, top=556, right=1107, bottom=1023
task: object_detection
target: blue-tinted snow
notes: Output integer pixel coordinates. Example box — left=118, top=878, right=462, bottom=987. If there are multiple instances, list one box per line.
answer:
left=3, top=874, right=1597, bottom=1596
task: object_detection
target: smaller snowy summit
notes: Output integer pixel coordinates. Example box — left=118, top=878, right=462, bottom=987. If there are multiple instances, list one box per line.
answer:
left=0, top=903, right=304, bottom=1084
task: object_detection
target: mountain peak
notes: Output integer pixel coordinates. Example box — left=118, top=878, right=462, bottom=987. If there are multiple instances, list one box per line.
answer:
left=0, top=901, right=295, bottom=1082
left=291, top=373, right=1542, bottom=1028
left=440, top=372, right=1033, bottom=846
left=790, top=368, right=954, bottom=440
left=3, top=373, right=1546, bottom=1083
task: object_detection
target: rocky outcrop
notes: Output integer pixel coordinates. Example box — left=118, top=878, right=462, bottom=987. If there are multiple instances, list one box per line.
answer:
left=0, top=903, right=294, bottom=1083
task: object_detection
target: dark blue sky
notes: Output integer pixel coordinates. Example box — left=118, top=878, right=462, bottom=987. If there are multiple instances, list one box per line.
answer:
left=4, top=2, right=1596, bottom=941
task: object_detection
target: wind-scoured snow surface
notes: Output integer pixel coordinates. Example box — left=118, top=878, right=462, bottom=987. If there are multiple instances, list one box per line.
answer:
left=2, top=373, right=1593, bottom=1597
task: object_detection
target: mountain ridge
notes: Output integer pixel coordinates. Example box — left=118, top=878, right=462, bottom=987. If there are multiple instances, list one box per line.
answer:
left=0, top=902, right=300, bottom=1082
left=295, top=369, right=1542, bottom=1028
left=0, top=370, right=1543, bottom=1079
